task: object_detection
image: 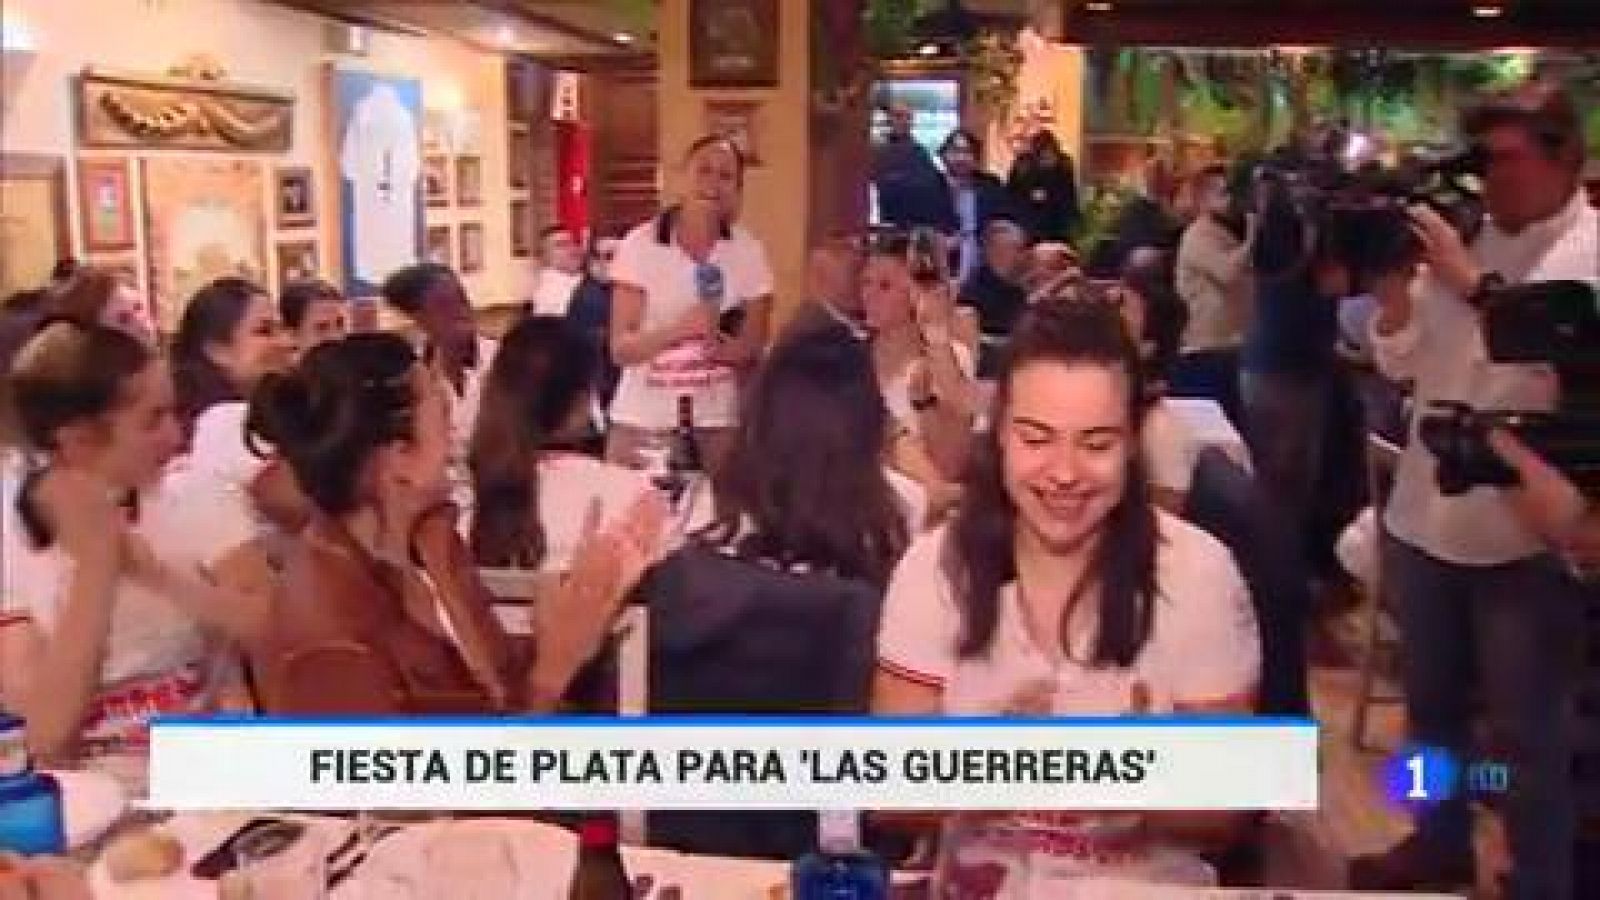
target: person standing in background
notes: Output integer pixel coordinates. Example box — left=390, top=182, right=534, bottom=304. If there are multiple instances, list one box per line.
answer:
left=606, top=136, right=773, bottom=475
left=872, top=104, right=950, bottom=231
left=939, top=129, right=1013, bottom=283
left=528, top=225, right=585, bottom=317
left=1171, top=165, right=1254, bottom=423
left=567, top=232, right=623, bottom=412
left=1006, top=130, right=1080, bottom=243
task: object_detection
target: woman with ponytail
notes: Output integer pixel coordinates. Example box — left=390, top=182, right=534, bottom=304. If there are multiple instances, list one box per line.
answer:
left=469, top=316, right=664, bottom=572
left=0, top=320, right=267, bottom=766
left=249, top=332, right=665, bottom=714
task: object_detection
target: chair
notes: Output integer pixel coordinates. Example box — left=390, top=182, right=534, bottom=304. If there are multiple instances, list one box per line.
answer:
left=1351, top=433, right=1404, bottom=751
left=477, top=566, right=650, bottom=841
left=638, top=542, right=884, bottom=859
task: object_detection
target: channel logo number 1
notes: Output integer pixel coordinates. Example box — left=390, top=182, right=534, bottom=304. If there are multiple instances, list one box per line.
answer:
left=1382, top=745, right=1459, bottom=811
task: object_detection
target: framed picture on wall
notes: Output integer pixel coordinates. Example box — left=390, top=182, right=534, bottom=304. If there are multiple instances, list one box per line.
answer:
left=142, top=158, right=267, bottom=332
left=459, top=222, right=485, bottom=273
left=509, top=129, right=531, bottom=191
left=328, top=65, right=423, bottom=298
left=276, top=239, right=321, bottom=288
left=423, top=155, right=450, bottom=208
left=425, top=224, right=452, bottom=266
left=690, top=0, right=779, bottom=89
left=455, top=156, right=482, bottom=208
left=703, top=99, right=762, bottom=166
left=510, top=199, right=531, bottom=258
left=275, top=166, right=316, bottom=229
left=0, top=155, right=71, bottom=299
left=77, top=157, right=136, bottom=253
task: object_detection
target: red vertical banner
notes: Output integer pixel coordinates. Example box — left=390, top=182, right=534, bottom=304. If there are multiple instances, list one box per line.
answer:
left=555, top=120, right=591, bottom=239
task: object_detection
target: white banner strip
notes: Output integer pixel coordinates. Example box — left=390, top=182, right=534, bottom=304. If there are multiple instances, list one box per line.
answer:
left=149, top=718, right=1318, bottom=811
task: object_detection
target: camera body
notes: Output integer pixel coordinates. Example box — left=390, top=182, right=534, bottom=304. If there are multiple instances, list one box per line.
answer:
left=1418, top=280, right=1600, bottom=496
left=1252, top=143, right=1485, bottom=283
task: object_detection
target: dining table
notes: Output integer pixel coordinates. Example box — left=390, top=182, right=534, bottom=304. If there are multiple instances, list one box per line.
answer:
left=78, top=809, right=1465, bottom=900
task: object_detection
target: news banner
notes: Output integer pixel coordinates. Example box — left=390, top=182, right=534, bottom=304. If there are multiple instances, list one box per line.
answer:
left=146, top=716, right=1324, bottom=811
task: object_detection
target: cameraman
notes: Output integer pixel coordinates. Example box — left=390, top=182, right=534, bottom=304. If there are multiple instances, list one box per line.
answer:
left=1350, top=82, right=1598, bottom=899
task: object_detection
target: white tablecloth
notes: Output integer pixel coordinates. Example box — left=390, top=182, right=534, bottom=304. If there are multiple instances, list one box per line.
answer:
left=88, top=813, right=1461, bottom=899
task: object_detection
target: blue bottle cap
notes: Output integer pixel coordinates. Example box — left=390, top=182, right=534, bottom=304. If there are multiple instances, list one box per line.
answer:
left=695, top=262, right=725, bottom=306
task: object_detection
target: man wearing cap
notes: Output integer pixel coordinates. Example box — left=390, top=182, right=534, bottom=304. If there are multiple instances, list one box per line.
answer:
left=1350, top=81, right=1598, bottom=899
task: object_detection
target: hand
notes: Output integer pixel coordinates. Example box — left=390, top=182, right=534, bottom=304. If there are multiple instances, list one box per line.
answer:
left=529, top=492, right=668, bottom=694
left=0, top=854, right=91, bottom=900
left=997, top=679, right=1056, bottom=716
left=31, top=469, right=125, bottom=570
left=912, top=282, right=954, bottom=338
left=378, top=470, right=452, bottom=561
left=671, top=302, right=716, bottom=343
left=1490, top=429, right=1588, bottom=546
left=1409, top=205, right=1480, bottom=298
left=706, top=332, right=744, bottom=367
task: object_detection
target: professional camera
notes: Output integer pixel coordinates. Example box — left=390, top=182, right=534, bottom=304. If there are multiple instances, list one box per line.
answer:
left=1418, top=279, right=1600, bottom=496
left=1252, top=138, right=1486, bottom=283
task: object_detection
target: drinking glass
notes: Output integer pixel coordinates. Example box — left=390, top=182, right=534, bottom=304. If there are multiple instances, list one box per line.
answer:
left=233, top=825, right=327, bottom=899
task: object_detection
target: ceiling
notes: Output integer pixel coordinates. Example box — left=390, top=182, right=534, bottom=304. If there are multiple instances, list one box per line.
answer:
left=267, top=1, right=653, bottom=64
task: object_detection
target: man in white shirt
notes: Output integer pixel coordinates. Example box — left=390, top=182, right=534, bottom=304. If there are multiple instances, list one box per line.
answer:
left=1350, top=83, right=1597, bottom=900
left=527, top=225, right=584, bottom=317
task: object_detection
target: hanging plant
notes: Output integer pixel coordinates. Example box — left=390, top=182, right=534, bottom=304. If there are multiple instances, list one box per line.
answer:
left=964, top=29, right=1023, bottom=119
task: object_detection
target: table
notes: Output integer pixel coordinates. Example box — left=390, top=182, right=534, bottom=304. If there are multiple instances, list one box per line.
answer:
left=87, top=813, right=1463, bottom=900
left=1166, top=396, right=1252, bottom=472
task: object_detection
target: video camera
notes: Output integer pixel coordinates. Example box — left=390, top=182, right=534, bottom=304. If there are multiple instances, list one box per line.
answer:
left=1418, top=279, right=1600, bottom=496
left=1252, top=137, right=1486, bottom=284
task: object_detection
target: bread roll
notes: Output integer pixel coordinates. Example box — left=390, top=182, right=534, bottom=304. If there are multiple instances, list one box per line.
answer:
left=101, top=828, right=183, bottom=882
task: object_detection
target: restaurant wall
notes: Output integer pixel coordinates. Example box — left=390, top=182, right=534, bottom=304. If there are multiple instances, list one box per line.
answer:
left=655, top=0, right=810, bottom=328
left=1, top=0, right=517, bottom=315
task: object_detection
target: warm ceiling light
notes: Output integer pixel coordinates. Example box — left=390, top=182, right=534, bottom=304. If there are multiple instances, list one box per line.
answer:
left=495, top=24, right=515, bottom=46
left=1086, top=1, right=1115, bottom=12
left=917, top=41, right=941, bottom=57
left=612, top=32, right=635, bottom=45
left=1472, top=5, right=1504, bottom=17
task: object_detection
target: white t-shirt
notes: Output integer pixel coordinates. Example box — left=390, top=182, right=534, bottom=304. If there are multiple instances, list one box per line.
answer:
left=145, top=403, right=267, bottom=574
left=529, top=268, right=582, bottom=317
left=339, top=83, right=421, bottom=289
left=880, top=342, right=975, bottom=435
left=1142, top=399, right=1200, bottom=497
left=877, top=510, right=1259, bottom=715
left=608, top=216, right=775, bottom=430
left=0, top=464, right=214, bottom=750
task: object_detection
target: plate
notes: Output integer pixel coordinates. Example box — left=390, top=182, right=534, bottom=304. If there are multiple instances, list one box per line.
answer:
left=47, top=770, right=127, bottom=850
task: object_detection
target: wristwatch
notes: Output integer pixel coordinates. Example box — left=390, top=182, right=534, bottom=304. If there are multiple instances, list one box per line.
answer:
left=1466, top=271, right=1507, bottom=309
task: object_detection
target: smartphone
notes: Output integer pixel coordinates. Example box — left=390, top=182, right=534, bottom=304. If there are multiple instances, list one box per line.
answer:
left=190, top=817, right=306, bottom=880
left=908, top=228, right=945, bottom=289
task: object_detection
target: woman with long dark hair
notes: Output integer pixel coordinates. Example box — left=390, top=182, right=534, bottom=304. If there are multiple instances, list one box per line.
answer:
left=874, top=294, right=1259, bottom=887
left=687, top=324, right=918, bottom=582
left=147, top=277, right=298, bottom=619
left=278, top=278, right=348, bottom=357
left=248, top=333, right=663, bottom=713
left=606, top=135, right=774, bottom=473
left=470, top=316, right=661, bottom=573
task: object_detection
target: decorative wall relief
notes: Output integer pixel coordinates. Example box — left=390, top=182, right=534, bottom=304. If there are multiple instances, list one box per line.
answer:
left=77, top=63, right=293, bottom=153
left=142, top=158, right=267, bottom=331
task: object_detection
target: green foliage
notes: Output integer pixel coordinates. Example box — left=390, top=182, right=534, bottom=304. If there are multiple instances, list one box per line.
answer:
left=864, top=0, right=943, bottom=59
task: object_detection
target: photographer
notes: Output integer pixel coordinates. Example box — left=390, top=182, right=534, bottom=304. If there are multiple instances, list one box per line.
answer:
left=1350, top=82, right=1598, bottom=899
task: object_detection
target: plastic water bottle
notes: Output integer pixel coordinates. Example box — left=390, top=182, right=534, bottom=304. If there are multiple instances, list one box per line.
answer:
left=0, top=712, right=66, bottom=855
left=791, top=810, right=888, bottom=900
